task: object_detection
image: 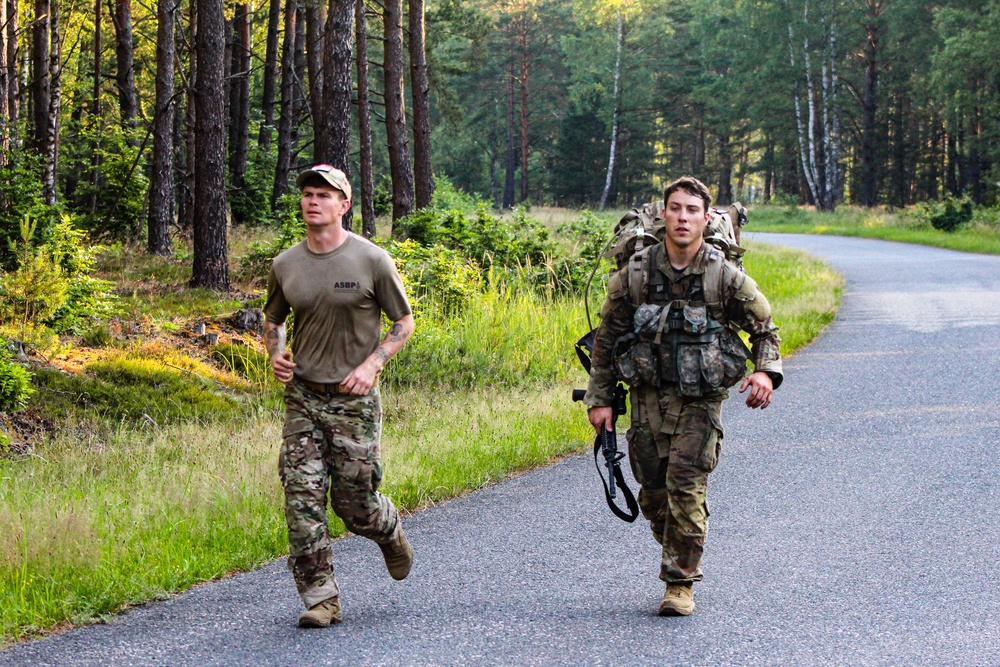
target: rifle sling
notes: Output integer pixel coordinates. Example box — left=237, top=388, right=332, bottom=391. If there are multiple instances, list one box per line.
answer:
left=593, top=435, right=640, bottom=523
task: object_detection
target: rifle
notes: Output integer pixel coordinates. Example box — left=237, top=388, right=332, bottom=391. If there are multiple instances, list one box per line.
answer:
left=573, top=330, right=639, bottom=523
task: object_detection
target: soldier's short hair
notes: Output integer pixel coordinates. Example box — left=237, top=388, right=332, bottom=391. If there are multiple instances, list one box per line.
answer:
left=663, top=176, right=711, bottom=214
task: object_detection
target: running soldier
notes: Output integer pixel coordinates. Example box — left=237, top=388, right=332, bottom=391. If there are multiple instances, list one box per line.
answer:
left=264, top=165, right=415, bottom=628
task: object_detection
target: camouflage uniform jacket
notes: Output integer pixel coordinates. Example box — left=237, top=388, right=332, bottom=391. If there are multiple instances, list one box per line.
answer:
left=584, top=242, right=783, bottom=416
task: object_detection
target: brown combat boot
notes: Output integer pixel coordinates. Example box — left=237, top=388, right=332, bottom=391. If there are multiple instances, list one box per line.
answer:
left=378, top=524, right=413, bottom=580
left=298, top=596, right=342, bottom=628
left=658, top=583, right=696, bottom=616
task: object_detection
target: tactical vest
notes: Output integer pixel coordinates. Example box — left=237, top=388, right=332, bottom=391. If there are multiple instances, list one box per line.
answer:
left=611, top=243, right=751, bottom=397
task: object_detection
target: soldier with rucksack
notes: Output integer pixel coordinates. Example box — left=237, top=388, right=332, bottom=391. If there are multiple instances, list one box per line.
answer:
left=583, top=176, right=782, bottom=616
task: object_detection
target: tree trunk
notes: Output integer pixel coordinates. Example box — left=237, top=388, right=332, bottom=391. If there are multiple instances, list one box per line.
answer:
left=228, top=2, right=250, bottom=210
left=787, top=14, right=819, bottom=208
left=112, top=0, right=138, bottom=134
left=945, top=129, right=957, bottom=196
left=191, top=0, right=229, bottom=290
left=304, top=1, right=324, bottom=157
left=408, top=0, right=432, bottom=209
left=716, top=134, right=733, bottom=206
left=272, top=0, right=298, bottom=208
left=763, top=138, right=774, bottom=202
left=258, top=0, right=281, bottom=152
left=956, top=125, right=967, bottom=194
left=356, top=0, right=375, bottom=238
left=736, top=138, right=749, bottom=199
left=518, top=30, right=529, bottom=204
left=0, top=0, right=8, bottom=155
left=42, top=0, right=59, bottom=206
left=223, top=17, right=232, bottom=135
left=858, top=0, right=880, bottom=207
left=182, top=0, right=197, bottom=232
left=148, top=0, right=175, bottom=256
left=382, top=0, right=413, bottom=223
left=502, top=62, right=515, bottom=210
left=599, top=10, right=623, bottom=211
left=4, top=0, right=17, bottom=135
left=969, top=111, right=983, bottom=204
left=89, top=0, right=102, bottom=213
left=323, top=0, right=354, bottom=230
left=31, top=0, right=50, bottom=155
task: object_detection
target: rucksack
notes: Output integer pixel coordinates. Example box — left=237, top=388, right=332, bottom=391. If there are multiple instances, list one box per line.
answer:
left=603, top=200, right=749, bottom=271
left=580, top=200, right=750, bottom=333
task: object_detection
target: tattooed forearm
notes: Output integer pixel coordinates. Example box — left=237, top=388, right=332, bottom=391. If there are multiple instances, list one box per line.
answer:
left=264, top=323, right=286, bottom=357
left=366, top=316, right=414, bottom=370
left=386, top=322, right=410, bottom=344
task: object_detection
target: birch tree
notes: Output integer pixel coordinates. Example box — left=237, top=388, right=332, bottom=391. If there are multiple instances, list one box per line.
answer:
left=599, top=8, right=624, bottom=210
left=786, top=0, right=842, bottom=210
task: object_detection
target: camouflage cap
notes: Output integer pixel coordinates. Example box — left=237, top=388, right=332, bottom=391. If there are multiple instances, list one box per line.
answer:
left=296, top=164, right=352, bottom=201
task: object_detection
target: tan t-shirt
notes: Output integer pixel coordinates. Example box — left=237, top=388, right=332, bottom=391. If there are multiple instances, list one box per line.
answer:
left=264, top=235, right=412, bottom=384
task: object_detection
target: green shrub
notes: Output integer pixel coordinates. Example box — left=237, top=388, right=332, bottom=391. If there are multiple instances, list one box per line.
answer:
left=0, top=147, right=52, bottom=271
left=553, top=210, right=615, bottom=291
left=393, top=204, right=554, bottom=268
left=428, top=177, right=483, bottom=213
left=385, top=240, right=483, bottom=317
left=373, top=176, right=393, bottom=217
left=0, top=216, right=118, bottom=335
left=0, top=340, right=34, bottom=413
left=71, top=123, right=148, bottom=241
left=235, top=194, right=305, bottom=284
left=0, top=217, right=70, bottom=329
left=929, top=196, right=974, bottom=232
left=230, top=138, right=278, bottom=226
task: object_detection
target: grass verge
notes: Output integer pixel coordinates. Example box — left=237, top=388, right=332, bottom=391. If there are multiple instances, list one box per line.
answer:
left=750, top=204, right=1000, bottom=255
left=0, top=238, right=841, bottom=645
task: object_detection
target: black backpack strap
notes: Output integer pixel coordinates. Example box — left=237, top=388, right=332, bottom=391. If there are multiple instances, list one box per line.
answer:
left=593, top=435, right=640, bottom=522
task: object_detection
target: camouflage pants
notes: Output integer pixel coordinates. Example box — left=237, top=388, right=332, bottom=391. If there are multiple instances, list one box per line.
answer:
left=627, top=389, right=723, bottom=584
left=279, top=380, right=400, bottom=608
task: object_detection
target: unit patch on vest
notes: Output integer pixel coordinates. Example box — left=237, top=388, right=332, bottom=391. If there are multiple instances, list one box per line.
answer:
left=333, top=281, right=361, bottom=291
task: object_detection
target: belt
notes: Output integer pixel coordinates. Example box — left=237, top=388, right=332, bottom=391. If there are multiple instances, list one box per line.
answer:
left=296, top=378, right=351, bottom=394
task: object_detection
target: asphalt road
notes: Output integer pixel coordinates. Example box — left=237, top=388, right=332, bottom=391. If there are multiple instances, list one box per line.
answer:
left=3, top=234, right=999, bottom=666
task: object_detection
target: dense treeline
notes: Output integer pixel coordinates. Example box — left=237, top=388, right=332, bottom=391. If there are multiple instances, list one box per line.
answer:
left=0, top=0, right=996, bottom=285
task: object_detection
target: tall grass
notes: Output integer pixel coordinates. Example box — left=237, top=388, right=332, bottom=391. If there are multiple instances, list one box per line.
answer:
left=0, top=383, right=591, bottom=643
left=0, top=238, right=840, bottom=644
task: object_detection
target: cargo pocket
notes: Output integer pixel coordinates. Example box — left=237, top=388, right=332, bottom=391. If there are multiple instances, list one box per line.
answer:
left=696, top=429, right=722, bottom=473
left=279, top=419, right=321, bottom=485
left=633, top=341, right=660, bottom=387
left=719, top=329, right=751, bottom=389
left=612, top=333, right=640, bottom=385
left=699, top=344, right=725, bottom=390
left=677, top=345, right=702, bottom=397
left=682, top=304, right=709, bottom=334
